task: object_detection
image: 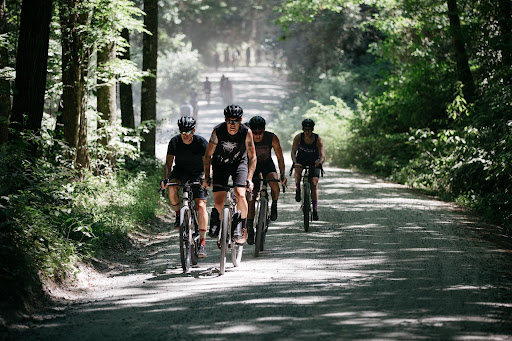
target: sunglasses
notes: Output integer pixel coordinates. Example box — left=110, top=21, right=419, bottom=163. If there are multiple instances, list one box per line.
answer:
left=253, top=130, right=264, bottom=135
left=303, top=128, right=313, bottom=132
left=180, top=130, right=194, bottom=136
left=226, top=119, right=241, bottom=125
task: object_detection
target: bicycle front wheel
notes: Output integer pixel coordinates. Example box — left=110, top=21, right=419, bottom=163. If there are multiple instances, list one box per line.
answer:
left=219, top=208, right=229, bottom=275
left=303, top=181, right=311, bottom=232
left=179, top=209, right=191, bottom=273
left=255, top=197, right=266, bottom=257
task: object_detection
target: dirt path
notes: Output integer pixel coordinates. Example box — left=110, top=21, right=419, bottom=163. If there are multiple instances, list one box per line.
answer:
left=7, top=66, right=512, bottom=340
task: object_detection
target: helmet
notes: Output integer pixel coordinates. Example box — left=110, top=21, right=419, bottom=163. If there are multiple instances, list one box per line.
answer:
left=302, top=118, right=315, bottom=130
left=177, top=116, right=196, bottom=132
left=224, top=104, right=243, bottom=118
left=248, top=115, right=266, bottom=130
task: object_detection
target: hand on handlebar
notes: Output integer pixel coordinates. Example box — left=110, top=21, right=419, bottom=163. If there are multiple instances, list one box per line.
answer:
left=246, top=179, right=254, bottom=192
left=201, top=177, right=212, bottom=190
left=314, top=160, right=322, bottom=168
left=160, top=178, right=169, bottom=190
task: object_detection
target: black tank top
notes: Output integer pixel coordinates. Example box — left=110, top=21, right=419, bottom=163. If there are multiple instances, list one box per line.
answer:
left=254, top=131, right=274, bottom=163
left=296, top=133, right=319, bottom=164
left=213, top=122, right=249, bottom=166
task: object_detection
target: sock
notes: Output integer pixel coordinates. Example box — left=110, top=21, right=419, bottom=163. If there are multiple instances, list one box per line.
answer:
left=200, top=238, right=205, bottom=246
left=313, top=200, right=318, bottom=211
left=247, top=218, right=254, bottom=228
left=242, top=218, right=247, bottom=229
left=296, top=183, right=300, bottom=190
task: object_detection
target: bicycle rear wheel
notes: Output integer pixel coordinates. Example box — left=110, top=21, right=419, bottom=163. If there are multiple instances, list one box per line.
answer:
left=255, top=197, right=266, bottom=257
left=219, top=208, right=229, bottom=275
left=179, top=210, right=191, bottom=273
left=303, top=181, right=310, bottom=232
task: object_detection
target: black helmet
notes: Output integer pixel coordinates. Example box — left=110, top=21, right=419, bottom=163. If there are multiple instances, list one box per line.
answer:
left=224, top=104, right=243, bottom=118
left=302, top=118, right=315, bottom=130
left=248, top=115, right=266, bottom=130
left=178, top=116, right=196, bottom=132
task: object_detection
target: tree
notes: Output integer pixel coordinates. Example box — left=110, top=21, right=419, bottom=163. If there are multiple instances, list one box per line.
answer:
left=0, top=0, right=11, bottom=143
left=60, top=0, right=90, bottom=169
left=140, top=0, right=157, bottom=156
left=10, top=0, right=52, bottom=137
left=120, top=28, right=134, bottom=129
left=97, top=42, right=117, bottom=142
left=446, top=0, right=475, bottom=102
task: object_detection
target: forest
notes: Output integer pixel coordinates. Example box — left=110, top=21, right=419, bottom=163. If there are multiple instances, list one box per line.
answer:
left=1, top=0, right=511, bottom=323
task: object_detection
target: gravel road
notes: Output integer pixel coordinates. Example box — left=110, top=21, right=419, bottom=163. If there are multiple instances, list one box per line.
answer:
left=6, top=66, right=512, bottom=341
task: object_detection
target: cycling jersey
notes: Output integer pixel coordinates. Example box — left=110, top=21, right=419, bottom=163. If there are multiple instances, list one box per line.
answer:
left=167, top=134, right=208, bottom=176
left=296, top=132, right=320, bottom=165
left=254, top=131, right=274, bottom=163
left=212, top=122, right=249, bottom=166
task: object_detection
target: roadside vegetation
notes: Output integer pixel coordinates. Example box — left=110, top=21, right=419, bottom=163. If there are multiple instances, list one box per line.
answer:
left=269, top=1, right=511, bottom=231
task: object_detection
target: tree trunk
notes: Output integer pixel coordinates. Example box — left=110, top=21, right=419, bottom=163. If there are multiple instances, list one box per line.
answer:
left=97, top=42, right=116, bottom=143
left=10, top=0, right=52, bottom=135
left=60, top=0, right=90, bottom=169
left=0, top=0, right=11, bottom=143
left=140, top=0, right=158, bottom=156
left=120, top=28, right=135, bottom=129
left=446, top=0, right=475, bottom=102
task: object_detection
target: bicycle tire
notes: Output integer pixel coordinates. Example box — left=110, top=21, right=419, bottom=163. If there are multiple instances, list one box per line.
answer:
left=191, top=214, right=199, bottom=266
left=303, top=181, right=310, bottom=232
left=232, top=214, right=244, bottom=266
left=179, top=209, right=191, bottom=273
left=255, top=197, right=266, bottom=257
left=219, top=208, right=229, bottom=275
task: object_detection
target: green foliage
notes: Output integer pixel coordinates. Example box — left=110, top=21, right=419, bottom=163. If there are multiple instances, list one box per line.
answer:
left=157, top=39, right=203, bottom=103
left=0, top=128, right=163, bottom=301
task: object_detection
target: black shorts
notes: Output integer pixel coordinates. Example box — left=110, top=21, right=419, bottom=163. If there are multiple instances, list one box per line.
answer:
left=296, top=162, right=321, bottom=178
left=252, top=158, right=277, bottom=182
left=169, top=168, right=208, bottom=200
left=212, top=161, right=248, bottom=192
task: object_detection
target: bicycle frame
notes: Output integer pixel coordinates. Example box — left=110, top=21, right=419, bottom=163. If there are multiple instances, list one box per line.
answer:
left=168, top=181, right=201, bottom=273
left=217, top=185, right=244, bottom=275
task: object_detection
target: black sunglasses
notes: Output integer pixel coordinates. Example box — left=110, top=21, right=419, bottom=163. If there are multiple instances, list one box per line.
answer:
left=226, top=119, right=241, bottom=125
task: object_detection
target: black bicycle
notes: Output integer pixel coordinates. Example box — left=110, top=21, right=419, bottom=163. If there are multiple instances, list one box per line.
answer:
left=252, top=178, right=284, bottom=257
left=166, top=181, right=201, bottom=273
left=216, top=184, right=244, bottom=275
left=291, top=165, right=323, bottom=232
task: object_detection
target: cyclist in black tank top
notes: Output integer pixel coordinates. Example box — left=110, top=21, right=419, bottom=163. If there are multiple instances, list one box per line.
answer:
left=246, top=116, right=288, bottom=245
left=291, top=119, right=325, bottom=221
left=202, top=105, right=257, bottom=246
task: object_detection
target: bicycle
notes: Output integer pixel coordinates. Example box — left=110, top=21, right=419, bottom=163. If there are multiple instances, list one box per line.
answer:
left=216, top=184, right=245, bottom=275
left=290, top=164, right=322, bottom=232
left=165, top=181, right=201, bottom=273
left=252, top=178, right=284, bottom=257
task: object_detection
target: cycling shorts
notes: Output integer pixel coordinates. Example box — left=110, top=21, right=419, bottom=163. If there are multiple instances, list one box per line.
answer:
left=252, top=158, right=277, bottom=182
left=169, top=168, right=208, bottom=200
left=295, top=162, right=321, bottom=178
left=212, top=161, right=248, bottom=192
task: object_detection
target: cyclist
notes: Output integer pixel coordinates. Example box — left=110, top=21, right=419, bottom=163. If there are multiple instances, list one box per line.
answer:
left=202, top=104, right=257, bottom=246
left=179, top=100, right=194, bottom=117
left=246, top=115, right=287, bottom=245
left=203, top=77, right=211, bottom=105
left=161, top=116, right=209, bottom=258
left=189, top=89, right=199, bottom=118
left=291, top=118, right=325, bottom=221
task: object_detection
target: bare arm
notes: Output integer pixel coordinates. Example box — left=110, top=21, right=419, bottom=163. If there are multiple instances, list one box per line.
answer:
left=316, top=136, right=326, bottom=165
left=272, top=134, right=286, bottom=178
left=164, top=154, right=174, bottom=179
left=291, top=134, right=301, bottom=165
left=246, top=129, right=257, bottom=181
left=203, top=130, right=218, bottom=184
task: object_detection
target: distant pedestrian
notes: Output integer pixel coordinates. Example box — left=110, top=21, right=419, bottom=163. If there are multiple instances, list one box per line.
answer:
left=203, top=77, right=212, bottom=105
left=246, top=47, right=251, bottom=66
left=224, top=48, right=230, bottom=67
left=214, top=52, right=220, bottom=71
